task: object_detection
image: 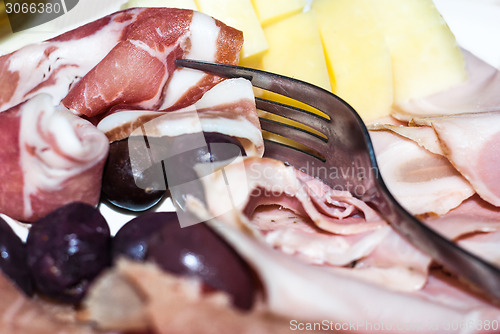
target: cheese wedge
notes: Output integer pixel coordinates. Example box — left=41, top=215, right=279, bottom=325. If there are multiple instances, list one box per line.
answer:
left=370, top=0, right=467, bottom=103
left=251, top=0, right=307, bottom=26
left=313, top=0, right=394, bottom=121
left=257, top=10, right=331, bottom=115
left=196, top=0, right=268, bottom=59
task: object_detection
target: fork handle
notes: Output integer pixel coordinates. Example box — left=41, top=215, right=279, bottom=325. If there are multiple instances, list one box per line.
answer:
left=370, top=185, right=500, bottom=303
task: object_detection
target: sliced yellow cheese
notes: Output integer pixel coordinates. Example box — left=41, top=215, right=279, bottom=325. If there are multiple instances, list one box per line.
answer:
left=196, top=0, right=268, bottom=59
left=251, top=0, right=307, bottom=27
left=370, top=0, right=467, bottom=103
left=261, top=10, right=331, bottom=90
left=313, top=0, right=394, bottom=121
left=257, top=10, right=331, bottom=115
left=122, top=0, right=198, bottom=10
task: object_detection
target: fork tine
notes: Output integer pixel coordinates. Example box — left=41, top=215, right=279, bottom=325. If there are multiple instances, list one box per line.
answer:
left=255, top=98, right=331, bottom=137
left=263, top=139, right=325, bottom=168
left=175, top=59, right=341, bottom=118
left=259, top=117, right=328, bottom=155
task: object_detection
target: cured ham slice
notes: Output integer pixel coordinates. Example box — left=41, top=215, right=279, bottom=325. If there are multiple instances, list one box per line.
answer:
left=62, top=9, right=242, bottom=117
left=97, top=78, right=264, bottom=157
left=0, top=8, right=144, bottom=113
left=201, top=211, right=500, bottom=333
left=368, top=123, right=444, bottom=155
left=0, top=8, right=243, bottom=118
left=199, top=157, right=433, bottom=291
left=83, top=259, right=306, bottom=334
left=201, top=157, right=385, bottom=235
left=425, top=195, right=500, bottom=240
left=0, top=94, right=108, bottom=222
left=415, top=112, right=500, bottom=207
left=369, top=129, right=474, bottom=215
left=0, top=272, right=97, bottom=333
left=393, top=49, right=500, bottom=120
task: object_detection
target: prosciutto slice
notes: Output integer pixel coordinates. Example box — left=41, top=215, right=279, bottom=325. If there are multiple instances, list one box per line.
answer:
left=415, top=112, right=500, bottom=207
left=97, top=78, right=264, bottom=157
left=0, top=94, right=108, bottom=222
left=186, top=156, right=500, bottom=332
left=199, top=157, right=434, bottom=291
left=0, top=8, right=243, bottom=117
left=62, top=8, right=242, bottom=117
left=0, top=8, right=144, bottom=112
left=369, top=129, right=474, bottom=215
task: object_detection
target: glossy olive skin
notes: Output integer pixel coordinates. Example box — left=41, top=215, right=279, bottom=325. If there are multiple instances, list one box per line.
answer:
left=26, top=202, right=111, bottom=303
left=146, top=213, right=256, bottom=310
left=162, top=132, right=246, bottom=209
left=112, top=212, right=174, bottom=262
left=102, top=139, right=166, bottom=212
left=102, top=132, right=244, bottom=212
left=0, top=217, right=33, bottom=296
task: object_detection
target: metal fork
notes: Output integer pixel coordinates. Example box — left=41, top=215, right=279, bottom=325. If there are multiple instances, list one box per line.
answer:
left=176, top=59, right=500, bottom=303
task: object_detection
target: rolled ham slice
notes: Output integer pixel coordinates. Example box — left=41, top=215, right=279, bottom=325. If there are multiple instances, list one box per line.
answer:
left=62, top=8, right=242, bottom=117
left=199, top=157, right=433, bottom=291
left=0, top=94, right=108, bottom=222
left=0, top=8, right=243, bottom=118
left=187, top=157, right=500, bottom=332
left=415, top=112, right=500, bottom=207
left=97, top=78, right=264, bottom=157
left=369, top=129, right=474, bottom=215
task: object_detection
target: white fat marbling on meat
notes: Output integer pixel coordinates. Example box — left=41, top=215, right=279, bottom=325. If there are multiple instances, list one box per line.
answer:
left=0, top=9, right=143, bottom=112
left=160, top=11, right=220, bottom=109
left=99, top=78, right=264, bottom=157
left=370, top=130, right=474, bottom=215
left=19, top=94, right=108, bottom=218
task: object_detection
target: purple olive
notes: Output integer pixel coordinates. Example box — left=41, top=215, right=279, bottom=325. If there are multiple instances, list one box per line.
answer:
left=26, top=202, right=111, bottom=303
left=102, top=139, right=166, bottom=212
left=146, top=213, right=257, bottom=310
left=112, top=212, right=174, bottom=262
left=0, top=217, right=33, bottom=296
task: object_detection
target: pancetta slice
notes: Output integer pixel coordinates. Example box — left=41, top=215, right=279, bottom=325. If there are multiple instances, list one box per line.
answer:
left=62, top=9, right=242, bottom=117
left=369, top=129, right=474, bottom=215
left=0, top=94, right=108, bottom=222
left=368, top=123, right=444, bottom=155
left=97, top=78, right=264, bottom=157
left=424, top=195, right=500, bottom=240
left=413, top=112, right=500, bottom=207
left=393, top=49, right=500, bottom=120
